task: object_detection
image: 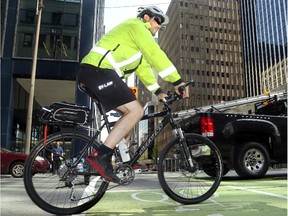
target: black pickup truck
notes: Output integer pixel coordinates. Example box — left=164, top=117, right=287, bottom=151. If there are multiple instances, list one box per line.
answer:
left=181, top=95, right=287, bottom=179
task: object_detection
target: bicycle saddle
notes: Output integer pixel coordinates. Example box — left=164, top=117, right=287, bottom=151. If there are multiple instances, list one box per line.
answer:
left=78, top=82, right=97, bottom=100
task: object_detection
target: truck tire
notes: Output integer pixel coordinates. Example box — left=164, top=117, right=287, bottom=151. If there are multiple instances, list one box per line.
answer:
left=234, top=142, right=270, bottom=179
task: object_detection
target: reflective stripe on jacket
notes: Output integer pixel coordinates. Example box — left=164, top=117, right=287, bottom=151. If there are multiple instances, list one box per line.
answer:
left=81, top=18, right=181, bottom=94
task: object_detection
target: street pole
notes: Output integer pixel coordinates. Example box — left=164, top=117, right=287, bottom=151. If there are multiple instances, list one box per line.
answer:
left=25, top=0, right=44, bottom=154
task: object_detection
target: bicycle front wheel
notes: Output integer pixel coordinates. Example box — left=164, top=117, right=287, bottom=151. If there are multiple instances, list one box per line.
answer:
left=23, top=132, right=109, bottom=215
left=158, top=133, right=223, bottom=204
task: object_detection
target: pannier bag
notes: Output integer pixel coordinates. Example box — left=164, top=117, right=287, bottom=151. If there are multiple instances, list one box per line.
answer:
left=39, top=102, right=91, bottom=125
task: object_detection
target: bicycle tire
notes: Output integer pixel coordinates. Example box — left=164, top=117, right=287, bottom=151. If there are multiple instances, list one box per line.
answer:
left=23, top=132, right=109, bottom=215
left=158, top=133, right=223, bottom=204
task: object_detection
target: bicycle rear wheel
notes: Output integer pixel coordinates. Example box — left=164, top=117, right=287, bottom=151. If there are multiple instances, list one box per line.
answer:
left=23, top=132, right=109, bottom=215
left=158, top=133, right=223, bottom=204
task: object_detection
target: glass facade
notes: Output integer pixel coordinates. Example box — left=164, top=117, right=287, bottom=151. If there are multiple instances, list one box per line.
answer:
left=1, top=0, right=105, bottom=151
left=240, top=0, right=287, bottom=96
left=12, top=80, right=41, bottom=152
left=1, top=0, right=8, bottom=56
left=256, top=0, right=287, bottom=46
left=14, top=0, right=82, bottom=61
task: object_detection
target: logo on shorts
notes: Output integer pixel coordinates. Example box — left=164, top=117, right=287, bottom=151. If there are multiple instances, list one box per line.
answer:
left=98, top=81, right=113, bottom=90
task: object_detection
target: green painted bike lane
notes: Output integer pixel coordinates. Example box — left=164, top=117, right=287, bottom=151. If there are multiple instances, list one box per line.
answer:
left=85, top=173, right=287, bottom=216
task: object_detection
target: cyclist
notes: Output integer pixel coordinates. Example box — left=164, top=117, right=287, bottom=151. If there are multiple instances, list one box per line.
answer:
left=77, top=6, right=189, bottom=183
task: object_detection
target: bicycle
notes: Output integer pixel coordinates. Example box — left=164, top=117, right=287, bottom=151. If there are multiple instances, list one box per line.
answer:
left=23, top=80, right=223, bottom=215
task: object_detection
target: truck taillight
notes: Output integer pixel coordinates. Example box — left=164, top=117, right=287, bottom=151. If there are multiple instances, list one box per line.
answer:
left=200, top=117, right=214, bottom=137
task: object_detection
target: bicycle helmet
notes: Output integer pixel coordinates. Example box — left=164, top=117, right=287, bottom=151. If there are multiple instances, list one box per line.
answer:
left=137, top=6, right=169, bottom=25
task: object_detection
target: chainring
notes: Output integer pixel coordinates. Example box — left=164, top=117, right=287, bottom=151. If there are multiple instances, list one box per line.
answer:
left=114, top=164, right=135, bottom=185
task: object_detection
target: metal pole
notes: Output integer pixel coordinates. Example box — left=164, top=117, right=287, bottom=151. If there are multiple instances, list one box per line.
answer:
left=25, top=0, right=44, bottom=154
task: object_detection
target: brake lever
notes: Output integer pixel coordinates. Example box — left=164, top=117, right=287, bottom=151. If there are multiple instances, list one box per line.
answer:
left=164, top=93, right=180, bottom=105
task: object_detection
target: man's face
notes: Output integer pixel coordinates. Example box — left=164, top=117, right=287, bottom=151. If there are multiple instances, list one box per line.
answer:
left=143, top=15, right=162, bottom=36
left=149, top=16, right=162, bottom=36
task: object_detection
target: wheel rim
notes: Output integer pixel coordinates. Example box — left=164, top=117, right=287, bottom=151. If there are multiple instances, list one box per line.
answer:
left=23, top=132, right=108, bottom=215
left=158, top=134, right=223, bottom=204
left=12, top=164, right=24, bottom=177
left=243, top=148, right=264, bottom=173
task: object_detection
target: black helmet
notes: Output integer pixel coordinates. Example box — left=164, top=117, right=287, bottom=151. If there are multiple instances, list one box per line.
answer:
left=137, top=6, right=169, bottom=25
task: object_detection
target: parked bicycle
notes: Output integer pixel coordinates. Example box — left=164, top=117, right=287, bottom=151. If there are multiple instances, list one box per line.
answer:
left=23, top=80, right=223, bottom=215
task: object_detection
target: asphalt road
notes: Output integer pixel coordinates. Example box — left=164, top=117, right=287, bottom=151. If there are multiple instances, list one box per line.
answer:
left=0, top=169, right=287, bottom=216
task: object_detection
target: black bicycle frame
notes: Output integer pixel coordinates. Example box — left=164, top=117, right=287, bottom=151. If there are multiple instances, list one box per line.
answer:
left=74, top=96, right=182, bottom=169
left=127, top=109, right=176, bottom=166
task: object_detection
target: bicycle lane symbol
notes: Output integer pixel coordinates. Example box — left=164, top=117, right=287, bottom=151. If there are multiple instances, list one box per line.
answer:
left=131, top=191, right=243, bottom=214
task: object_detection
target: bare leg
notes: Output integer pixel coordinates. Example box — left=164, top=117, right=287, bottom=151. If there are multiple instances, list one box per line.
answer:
left=86, top=100, right=143, bottom=183
left=104, top=100, right=143, bottom=149
left=124, top=130, right=133, bottom=146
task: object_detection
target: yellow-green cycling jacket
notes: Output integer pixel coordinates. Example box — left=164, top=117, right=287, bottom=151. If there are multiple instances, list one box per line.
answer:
left=81, top=18, right=182, bottom=95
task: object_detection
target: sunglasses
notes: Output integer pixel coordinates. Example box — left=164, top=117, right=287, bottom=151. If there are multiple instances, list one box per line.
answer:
left=153, top=17, right=162, bottom=25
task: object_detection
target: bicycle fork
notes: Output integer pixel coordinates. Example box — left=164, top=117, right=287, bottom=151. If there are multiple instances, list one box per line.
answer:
left=173, top=128, right=196, bottom=172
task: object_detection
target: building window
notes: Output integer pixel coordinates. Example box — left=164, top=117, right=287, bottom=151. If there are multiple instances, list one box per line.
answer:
left=51, top=12, right=62, bottom=25
left=14, top=0, right=82, bottom=61
left=63, top=14, right=79, bottom=27
left=19, top=9, right=35, bottom=24
left=23, top=33, right=33, bottom=47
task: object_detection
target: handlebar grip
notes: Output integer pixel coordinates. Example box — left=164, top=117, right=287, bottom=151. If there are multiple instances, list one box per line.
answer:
left=161, top=79, right=194, bottom=105
left=178, top=79, right=194, bottom=94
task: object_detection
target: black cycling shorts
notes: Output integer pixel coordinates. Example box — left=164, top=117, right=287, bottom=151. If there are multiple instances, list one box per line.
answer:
left=78, top=64, right=136, bottom=112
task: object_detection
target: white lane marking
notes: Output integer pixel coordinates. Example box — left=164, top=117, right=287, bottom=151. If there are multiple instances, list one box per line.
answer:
left=226, top=186, right=288, bottom=199
left=207, top=215, right=224, bottom=216
left=131, top=191, right=243, bottom=212
left=131, top=192, right=178, bottom=206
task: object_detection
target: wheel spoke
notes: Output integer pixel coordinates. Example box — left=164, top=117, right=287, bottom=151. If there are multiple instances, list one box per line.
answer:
left=24, top=132, right=108, bottom=215
left=158, top=133, right=223, bottom=204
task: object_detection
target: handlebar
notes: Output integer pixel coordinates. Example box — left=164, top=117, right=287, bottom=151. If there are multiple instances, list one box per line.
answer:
left=161, top=79, right=194, bottom=106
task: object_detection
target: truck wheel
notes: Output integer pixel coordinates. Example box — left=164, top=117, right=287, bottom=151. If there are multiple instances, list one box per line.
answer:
left=234, top=142, right=270, bottom=179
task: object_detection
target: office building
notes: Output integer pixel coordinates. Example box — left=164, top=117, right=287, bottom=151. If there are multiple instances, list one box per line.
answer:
left=133, top=0, right=245, bottom=161
left=158, top=0, right=244, bottom=111
left=239, top=0, right=287, bottom=96
left=1, top=0, right=105, bottom=150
